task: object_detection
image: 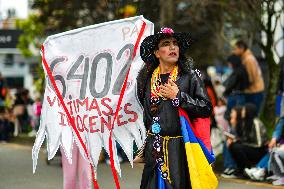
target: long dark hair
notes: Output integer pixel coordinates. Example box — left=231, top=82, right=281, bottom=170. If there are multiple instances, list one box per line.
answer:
left=231, top=105, right=243, bottom=136
left=235, top=40, right=248, bottom=51
left=227, top=54, right=242, bottom=70
left=241, top=103, right=257, bottom=139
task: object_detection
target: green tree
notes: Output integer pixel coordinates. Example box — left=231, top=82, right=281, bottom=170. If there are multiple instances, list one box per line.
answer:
left=16, top=14, right=45, bottom=93
left=16, top=14, right=44, bottom=57
left=258, top=0, right=284, bottom=122
left=31, top=0, right=128, bottom=33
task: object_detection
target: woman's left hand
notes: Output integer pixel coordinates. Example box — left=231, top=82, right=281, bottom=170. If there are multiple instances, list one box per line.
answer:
left=226, top=138, right=234, bottom=146
left=160, top=79, right=179, bottom=100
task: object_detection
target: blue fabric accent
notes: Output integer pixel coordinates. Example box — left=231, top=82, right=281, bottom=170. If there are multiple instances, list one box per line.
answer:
left=180, top=116, right=197, bottom=143
left=256, top=153, right=269, bottom=169
left=210, top=147, right=215, bottom=157
left=180, top=116, right=190, bottom=143
left=227, top=94, right=246, bottom=115
left=276, top=95, right=282, bottom=116
left=223, top=142, right=237, bottom=169
left=197, top=138, right=215, bottom=164
left=244, top=92, right=264, bottom=115
left=157, top=167, right=166, bottom=189
left=152, top=122, right=161, bottom=134
left=272, top=117, right=284, bottom=140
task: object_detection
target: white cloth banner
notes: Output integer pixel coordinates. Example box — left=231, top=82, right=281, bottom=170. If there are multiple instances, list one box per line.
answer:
left=32, top=16, right=154, bottom=176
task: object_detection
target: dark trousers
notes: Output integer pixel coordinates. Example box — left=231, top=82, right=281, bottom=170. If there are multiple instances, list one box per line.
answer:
left=229, top=142, right=267, bottom=171
left=0, top=120, right=13, bottom=141
left=223, top=142, right=237, bottom=169
left=244, top=92, right=264, bottom=115
left=225, top=94, right=246, bottom=120
left=0, top=125, right=9, bottom=141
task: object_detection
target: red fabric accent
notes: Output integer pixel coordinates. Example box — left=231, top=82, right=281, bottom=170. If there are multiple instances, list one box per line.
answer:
left=41, top=45, right=99, bottom=189
left=192, top=117, right=211, bottom=151
left=108, top=21, right=147, bottom=189
left=178, top=108, right=212, bottom=152
left=206, top=87, right=216, bottom=116
left=1, top=88, right=6, bottom=98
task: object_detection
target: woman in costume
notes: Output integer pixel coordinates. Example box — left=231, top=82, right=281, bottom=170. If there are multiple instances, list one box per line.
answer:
left=137, top=28, right=213, bottom=189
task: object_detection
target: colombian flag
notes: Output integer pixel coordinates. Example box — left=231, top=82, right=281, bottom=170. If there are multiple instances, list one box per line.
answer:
left=178, top=108, right=218, bottom=189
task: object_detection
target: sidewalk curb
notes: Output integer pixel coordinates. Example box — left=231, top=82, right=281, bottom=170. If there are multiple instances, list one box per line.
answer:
left=218, top=176, right=284, bottom=188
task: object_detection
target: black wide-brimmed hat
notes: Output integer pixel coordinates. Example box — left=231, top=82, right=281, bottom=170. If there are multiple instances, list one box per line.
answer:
left=140, top=27, right=193, bottom=63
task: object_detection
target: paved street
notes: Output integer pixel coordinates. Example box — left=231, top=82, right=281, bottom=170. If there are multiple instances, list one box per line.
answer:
left=0, top=143, right=282, bottom=189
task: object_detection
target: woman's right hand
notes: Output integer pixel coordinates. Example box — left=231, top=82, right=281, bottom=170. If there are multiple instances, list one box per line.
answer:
left=268, top=138, right=277, bottom=149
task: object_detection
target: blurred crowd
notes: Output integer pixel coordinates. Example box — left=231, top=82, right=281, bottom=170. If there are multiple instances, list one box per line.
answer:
left=0, top=75, right=42, bottom=143
left=1, top=39, right=284, bottom=186
left=205, top=40, right=284, bottom=186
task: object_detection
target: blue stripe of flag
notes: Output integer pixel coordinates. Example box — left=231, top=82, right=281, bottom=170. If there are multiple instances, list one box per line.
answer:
left=157, top=167, right=166, bottom=189
left=180, top=115, right=215, bottom=164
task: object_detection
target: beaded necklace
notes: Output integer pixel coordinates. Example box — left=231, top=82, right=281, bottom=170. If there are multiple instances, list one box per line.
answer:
left=150, top=65, right=179, bottom=182
left=150, top=65, right=178, bottom=99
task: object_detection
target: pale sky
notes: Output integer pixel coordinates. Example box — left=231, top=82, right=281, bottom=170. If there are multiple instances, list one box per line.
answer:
left=0, top=0, right=28, bottom=19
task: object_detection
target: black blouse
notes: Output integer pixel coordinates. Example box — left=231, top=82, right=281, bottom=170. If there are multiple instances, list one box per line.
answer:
left=142, top=70, right=212, bottom=137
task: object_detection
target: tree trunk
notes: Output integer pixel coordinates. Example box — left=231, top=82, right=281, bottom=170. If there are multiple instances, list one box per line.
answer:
left=159, top=0, right=174, bottom=27
left=262, top=48, right=279, bottom=125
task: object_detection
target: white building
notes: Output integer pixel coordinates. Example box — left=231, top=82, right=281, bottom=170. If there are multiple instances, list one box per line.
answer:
left=0, top=0, right=36, bottom=94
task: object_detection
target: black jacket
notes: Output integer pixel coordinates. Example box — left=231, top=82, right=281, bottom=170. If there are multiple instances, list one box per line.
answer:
left=139, top=70, right=212, bottom=134
left=223, top=66, right=249, bottom=96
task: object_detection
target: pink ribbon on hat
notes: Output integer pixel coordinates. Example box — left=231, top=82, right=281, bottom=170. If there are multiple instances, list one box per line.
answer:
left=160, top=27, right=174, bottom=34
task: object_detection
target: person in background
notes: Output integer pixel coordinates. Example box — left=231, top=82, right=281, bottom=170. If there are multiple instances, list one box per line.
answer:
left=0, top=106, right=14, bottom=142
left=61, top=144, right=92, bottom=189
left=213, top=78, right=225, bottom=99
left=28, top=97, right=42, bottom=137
left=214, top=97, right=229, bottom=132
left=211, top=98, right=229, bottom=157
left=0, top=73, right=6, bottom=106
left=269, top=144, right=284, bottom=186
left=203, top=73, right=218, bottom=129
left=212, top=97, right=229, bottom=157
left=228, top=103, right=268, bottom=176
left=233, top=40, right=265, bottom=115
left=204, top=73, right=218, bottom=110
left=223, top=54, right=249, bottom=121
left=13, top=89, right=34, bottom=134
left=104, top=142, right=126, bottom=165
left=244, top=116, right=284, bottom=181
left=4, top=88, right=13, bottom=109
left=221, top=106, right=242, bottom=178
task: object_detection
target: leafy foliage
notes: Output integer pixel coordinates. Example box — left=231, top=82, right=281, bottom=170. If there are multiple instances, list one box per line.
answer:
left=16, top=14, right=44, bottom=57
